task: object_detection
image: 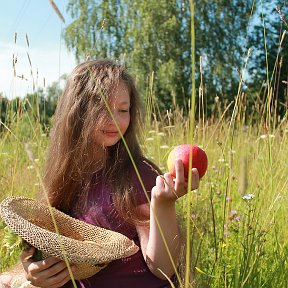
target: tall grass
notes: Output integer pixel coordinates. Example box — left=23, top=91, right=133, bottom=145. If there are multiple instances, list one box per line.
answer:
left=1, top=70, right=288, bottom=287
left=142, top=99, right=288, bottom=287
left=1, top=9, right=288, bottom=288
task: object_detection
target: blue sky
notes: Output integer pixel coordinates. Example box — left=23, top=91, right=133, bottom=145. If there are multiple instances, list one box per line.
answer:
left=0, top=0, right=76, bottom=98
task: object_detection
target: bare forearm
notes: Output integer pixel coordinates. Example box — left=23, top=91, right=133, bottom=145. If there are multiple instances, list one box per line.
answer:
left=142, top=163, right=199, bottom=280
left=146, top=199, right=181, bottom=279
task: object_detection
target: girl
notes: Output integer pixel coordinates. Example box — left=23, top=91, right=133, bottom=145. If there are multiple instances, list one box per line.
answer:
left=19, top=59, right=200, bottom=288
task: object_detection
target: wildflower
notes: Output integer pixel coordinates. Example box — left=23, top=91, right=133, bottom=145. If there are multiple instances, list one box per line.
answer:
left=160, top=145, right=169, bottom=149
left=242, top=193, right=255, bottom=201
left=27, top=165, right=34, bottom=170
left=234, top=215, right=241, bottom=221
left=146, top=137, right=154, bottom=141
left=211, top=165, right=219, bottom=173
left=258, top=134, right=275, bottom=140
left=157, top=132, right=165, bottom=137
left=190, top=213, right=197, bottom=220
left=229, top=210, right=240, bottom=221
left=229, top=210, right=237, bottom=216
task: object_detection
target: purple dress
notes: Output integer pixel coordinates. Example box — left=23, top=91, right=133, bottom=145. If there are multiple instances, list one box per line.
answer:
left=63, top=159, right=174, bottom=288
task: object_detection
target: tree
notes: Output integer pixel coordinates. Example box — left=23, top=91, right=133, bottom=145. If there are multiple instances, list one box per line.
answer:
left=64, top=0, right=254, bottom=114
left=0, top=94, right=8, bottom=131
left=25, top=77, right=64, bottom=131
left=64, top=0, right=126, bottom=60
left=247, top=0, right=288, bottom=118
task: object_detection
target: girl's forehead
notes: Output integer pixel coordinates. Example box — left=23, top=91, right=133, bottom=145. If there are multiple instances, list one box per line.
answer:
left=109, top=81, right=130, bottom=105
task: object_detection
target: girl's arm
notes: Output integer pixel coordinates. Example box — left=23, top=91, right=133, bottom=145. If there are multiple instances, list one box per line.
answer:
left=136, top=159, right=199, bottom=280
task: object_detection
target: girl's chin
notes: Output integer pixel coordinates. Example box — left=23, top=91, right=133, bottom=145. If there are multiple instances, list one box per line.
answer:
left=94, top=130, right=124, bottom=147
left=101, top=139, right=121, bottom=147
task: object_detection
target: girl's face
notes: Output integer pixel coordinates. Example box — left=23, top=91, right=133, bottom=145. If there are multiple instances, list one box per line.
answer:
left=95, top=81, right=131, bottom=147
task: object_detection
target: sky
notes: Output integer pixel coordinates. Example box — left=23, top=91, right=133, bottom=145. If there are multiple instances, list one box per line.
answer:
left=0, top=0, right=77, bottom=98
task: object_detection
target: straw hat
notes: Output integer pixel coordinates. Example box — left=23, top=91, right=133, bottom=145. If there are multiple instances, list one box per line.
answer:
left=0, top=196, right=139, bottom=280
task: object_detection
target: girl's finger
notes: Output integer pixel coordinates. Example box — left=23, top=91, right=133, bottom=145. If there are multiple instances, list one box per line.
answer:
left=151, top=175, right=165, bottom=199
left=27, top=262, right=74, bottom=288
left=175, top=159, right=185, bottom=184
left=163, top=172, right=173, bottom=188
left=44, top=267, right=74, bottom=288
left=28, top=257, right=63, bottom=274
left=163, top=173, right=178, bottom=199
left=191, top=168, right=200, bottom=190
left=21, top=246, right=35, bottom=263
left=174, top=159, right=186, bottom=195
left=36, top=261, right=68, bottom=278
left=155, top=175, right=165, bottom=188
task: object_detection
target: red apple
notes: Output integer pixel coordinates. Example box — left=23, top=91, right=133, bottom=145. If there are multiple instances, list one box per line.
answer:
left=167, top=144, right=208, bottom=179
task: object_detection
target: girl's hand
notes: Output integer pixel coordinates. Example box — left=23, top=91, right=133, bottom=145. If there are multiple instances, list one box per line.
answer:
left=21, top=246, right=76, bottom=288
left=151, top=159, right=199, bottom=204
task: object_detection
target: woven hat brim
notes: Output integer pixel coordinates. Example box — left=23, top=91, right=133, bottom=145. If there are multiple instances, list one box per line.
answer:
left=0, top=196, right=139, bottom=279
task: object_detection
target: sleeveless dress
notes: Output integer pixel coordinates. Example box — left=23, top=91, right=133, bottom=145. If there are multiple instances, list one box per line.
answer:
left=63, top=159, right=174, bottom=288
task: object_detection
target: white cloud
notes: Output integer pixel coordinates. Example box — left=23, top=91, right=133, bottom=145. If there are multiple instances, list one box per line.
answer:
left=0, top=41, right=76, bottom=98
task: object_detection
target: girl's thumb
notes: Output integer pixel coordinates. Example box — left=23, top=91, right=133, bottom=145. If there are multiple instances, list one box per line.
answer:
left=20, top=246, right=35, bottom=262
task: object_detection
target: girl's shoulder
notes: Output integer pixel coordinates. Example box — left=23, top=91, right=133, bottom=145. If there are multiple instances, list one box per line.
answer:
left=129, top=157, right=161, bottom=206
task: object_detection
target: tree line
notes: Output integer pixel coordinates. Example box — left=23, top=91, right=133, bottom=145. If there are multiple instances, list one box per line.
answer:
left=64, top=0, right=288, bottom=117
left=0, top=81, right=61, bottom=133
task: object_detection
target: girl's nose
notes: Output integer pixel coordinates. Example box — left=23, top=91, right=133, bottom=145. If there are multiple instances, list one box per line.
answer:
left=104, top=110, right=118, bottom=124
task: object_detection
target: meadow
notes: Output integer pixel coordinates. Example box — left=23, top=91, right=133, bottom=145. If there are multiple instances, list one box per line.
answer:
left=0, top=83, right=288, bottom=288
left=1, top=0, right=287, bottom=286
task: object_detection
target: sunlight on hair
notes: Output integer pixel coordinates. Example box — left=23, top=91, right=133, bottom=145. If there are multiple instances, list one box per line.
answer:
left=92, top=70, right=184, bottom=286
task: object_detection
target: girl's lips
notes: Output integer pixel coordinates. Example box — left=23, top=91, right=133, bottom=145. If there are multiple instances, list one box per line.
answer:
left=102, top=130, right=119, bottom=136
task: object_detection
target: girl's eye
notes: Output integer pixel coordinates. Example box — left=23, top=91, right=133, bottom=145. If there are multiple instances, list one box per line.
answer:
left=119, top=109, right=129, bottom=113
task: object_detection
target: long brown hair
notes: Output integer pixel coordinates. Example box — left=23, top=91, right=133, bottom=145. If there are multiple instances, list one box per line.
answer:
left=42, top=59, right=144, bottom=219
